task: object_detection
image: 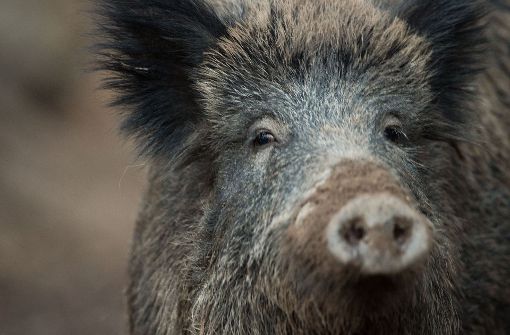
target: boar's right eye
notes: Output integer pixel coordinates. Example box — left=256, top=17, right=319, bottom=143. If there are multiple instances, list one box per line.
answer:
left=253, top=130, right=276, bottom=147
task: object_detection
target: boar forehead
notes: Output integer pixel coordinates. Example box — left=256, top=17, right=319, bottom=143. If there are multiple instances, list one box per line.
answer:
left=197, top=0, right=433, bottom=131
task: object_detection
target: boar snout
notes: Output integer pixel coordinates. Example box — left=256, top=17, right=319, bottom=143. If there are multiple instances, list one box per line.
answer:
left=285, top=161, right=433, bottom=296
left=327, top=193, right=432, bottom=275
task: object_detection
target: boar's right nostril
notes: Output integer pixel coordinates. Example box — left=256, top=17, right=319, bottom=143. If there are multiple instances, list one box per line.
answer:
left=341, top=217, right=365, bottom=245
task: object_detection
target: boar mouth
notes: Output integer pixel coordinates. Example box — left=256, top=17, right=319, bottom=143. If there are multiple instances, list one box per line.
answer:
left=347, top=269, right=421, bottom=301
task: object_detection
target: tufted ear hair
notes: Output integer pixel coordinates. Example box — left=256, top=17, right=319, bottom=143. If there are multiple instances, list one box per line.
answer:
left=395, top=0, right=488, bottom=124
left=97, top=0, right=229, bottom=158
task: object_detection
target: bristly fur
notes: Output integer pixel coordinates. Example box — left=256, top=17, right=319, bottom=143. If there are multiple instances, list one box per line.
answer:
left=97, top=0, right=488, bottom=161
left=395, top=0, right=489, bottom=125
left=96, top=0, right=229, bottom=158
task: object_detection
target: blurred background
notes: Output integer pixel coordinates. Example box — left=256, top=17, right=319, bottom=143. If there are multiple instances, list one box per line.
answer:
left=0, top=1, right=145, bottom=334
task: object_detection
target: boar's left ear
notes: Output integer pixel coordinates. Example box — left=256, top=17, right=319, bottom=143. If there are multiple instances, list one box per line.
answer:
left=96, top=0, right=230, bottom=158
left=395, top=0, right=488, bottom=123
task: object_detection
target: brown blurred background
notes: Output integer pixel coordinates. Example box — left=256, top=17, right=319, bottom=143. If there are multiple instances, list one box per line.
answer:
left=0, top=1, right=145, bottom=334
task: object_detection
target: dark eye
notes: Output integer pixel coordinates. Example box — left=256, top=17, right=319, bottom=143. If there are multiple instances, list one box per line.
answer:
left=253, top=130, right=276, bottom=147
left=384, top=126, right=407, bottom=144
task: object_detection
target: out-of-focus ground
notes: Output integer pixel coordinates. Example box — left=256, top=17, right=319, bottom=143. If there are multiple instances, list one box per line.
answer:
left=0, top=1, right=145, bottom=334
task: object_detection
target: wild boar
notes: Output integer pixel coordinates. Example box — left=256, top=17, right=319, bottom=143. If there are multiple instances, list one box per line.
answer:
left=97, top=0, right=510, bottom=334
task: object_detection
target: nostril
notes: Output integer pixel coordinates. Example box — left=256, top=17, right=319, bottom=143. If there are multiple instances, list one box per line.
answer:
left=327, top=194, right=432, bottom=274
left=341, top=217, right=366, bottom=245
left=392, top=217, right=412, bottom=245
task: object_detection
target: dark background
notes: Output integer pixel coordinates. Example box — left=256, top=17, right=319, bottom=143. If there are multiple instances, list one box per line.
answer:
left=0, top=1, right=145, bottom=334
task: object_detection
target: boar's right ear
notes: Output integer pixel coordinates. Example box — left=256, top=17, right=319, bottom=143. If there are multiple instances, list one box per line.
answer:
left=394, top=0, right=488, bottom=124
left=97, top=0, right=229, bottom=158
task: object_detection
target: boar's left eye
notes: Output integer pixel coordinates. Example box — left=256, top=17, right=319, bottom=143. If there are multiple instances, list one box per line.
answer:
left=253, top=130, right=276, bottom=147
left=384, top=126, right=408, bottom=144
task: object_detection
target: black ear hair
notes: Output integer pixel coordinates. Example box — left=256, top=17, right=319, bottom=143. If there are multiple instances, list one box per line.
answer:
left=97, top=0, right=228, bottom=157
left=395, top=0, right=488, bottom=124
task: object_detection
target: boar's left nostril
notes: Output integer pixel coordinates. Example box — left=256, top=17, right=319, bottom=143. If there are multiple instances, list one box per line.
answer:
left=341, top=217, right=365, bottom=245
left=392, top=217, right=412, bottom=245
